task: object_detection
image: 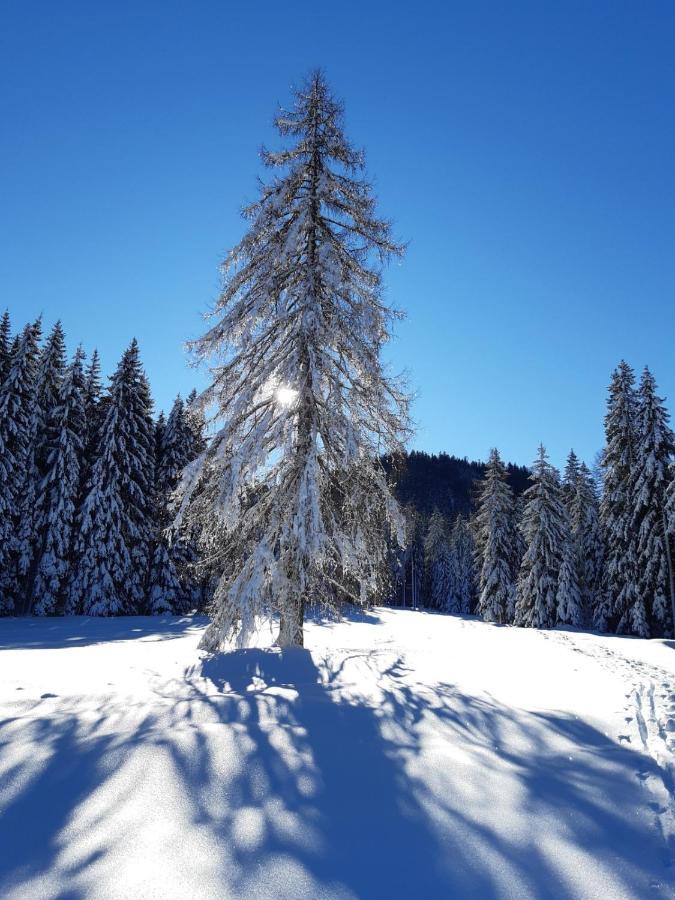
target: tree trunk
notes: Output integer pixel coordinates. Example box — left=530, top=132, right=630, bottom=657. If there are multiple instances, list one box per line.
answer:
left=277, top=598, right=305, bottom=648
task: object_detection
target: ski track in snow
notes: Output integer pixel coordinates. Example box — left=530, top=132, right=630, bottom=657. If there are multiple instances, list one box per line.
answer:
left=1, top=610, right=675, bottom=899
left=546, top=628, right=675, bottom=873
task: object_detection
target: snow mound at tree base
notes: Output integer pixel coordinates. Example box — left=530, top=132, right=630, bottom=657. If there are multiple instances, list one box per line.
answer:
left=1, top=609, right=674, bottom=899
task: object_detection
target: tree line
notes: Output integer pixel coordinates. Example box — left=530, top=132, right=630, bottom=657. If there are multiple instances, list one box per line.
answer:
left=405, top=361, right=675, bottom=639
left=0, top=313, right=207, bottom=616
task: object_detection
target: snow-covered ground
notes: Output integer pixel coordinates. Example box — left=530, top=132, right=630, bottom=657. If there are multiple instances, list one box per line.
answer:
left=1, top=609, right=674, bottom=899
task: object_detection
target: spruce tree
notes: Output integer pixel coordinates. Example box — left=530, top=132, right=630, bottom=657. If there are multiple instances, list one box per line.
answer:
left=514, top=446, right=567, bottom=629
left=447, top=514, right=475, bottom=614
left=570, top=463, right=606, bottom=629
left=474, top=448, right=517, bottom=624
left=556, top=530, right=582, bottom=626
left=631, top=368, right=675, bottom=636
left=0, top=311, right=11, bottom=384
left=15, top=321, right=67, bottom=605
left=0, top=322, right=41, bottom=611
left=600, top=362, right=642, bottom=634
left=562, top=449, right=581, bottom=507
left=148, top=396, right=194, bottom=614
left=31, top=349, right=86, bottom=614
left=68, top=339, right=154, bottom=615
left=181, top=72, right=409, bottom=650
left=423, top=509, right=451, bottom=609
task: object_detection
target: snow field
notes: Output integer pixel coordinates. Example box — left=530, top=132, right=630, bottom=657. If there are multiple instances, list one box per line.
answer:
left=1, top=609, right=674, bottom=899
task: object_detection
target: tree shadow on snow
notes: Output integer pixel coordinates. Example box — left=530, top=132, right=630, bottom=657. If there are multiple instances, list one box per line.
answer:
left=0, top=615, right=206, bottom=650
left=0, top=645, right=673, bottom=898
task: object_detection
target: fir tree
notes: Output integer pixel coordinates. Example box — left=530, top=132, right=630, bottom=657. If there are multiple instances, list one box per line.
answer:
left=15, top=321, right=67, bottom=605
left=514, top=446, right=567, bottom=629
left=423, top=509, right=451, bottom=609
left=562, top=449, right=581, bottom=507
left=631, top=368, right=675, bottom=636
left=570, top=463, right=606, bottom=629
left=31, top=349, right=86, bottom=614
left=556, top=530, right=582, bottom=626
left=474, top=448, right=517, bottom=624
left=600, top=362, right=643, bottom=635
left=148, top=396, right=195, bottom=614
left=0, top=311, right=11, bottom=384
left=83, top=349, right=103, bottom=452
left=68, top=339, right=154, bottom=615
left=180, top=72, right=410, bottom=650
left=0, top=322, right=41, bottom=611
left=447, top=514, right=475, bottom=614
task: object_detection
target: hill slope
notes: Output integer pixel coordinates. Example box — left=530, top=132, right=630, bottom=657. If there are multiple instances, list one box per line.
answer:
left=1, top=610, right=674, bottom=898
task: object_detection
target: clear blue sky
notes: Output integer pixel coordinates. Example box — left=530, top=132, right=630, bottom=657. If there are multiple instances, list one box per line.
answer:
left=2, top=1, right=673, bottom=470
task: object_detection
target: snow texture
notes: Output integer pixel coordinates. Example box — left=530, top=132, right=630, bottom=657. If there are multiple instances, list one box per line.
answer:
left=1, top=609, right=674, bottom=899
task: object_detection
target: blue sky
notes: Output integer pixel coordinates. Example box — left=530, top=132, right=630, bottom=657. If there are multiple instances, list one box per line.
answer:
left=1, top=1, right=673, bottom=469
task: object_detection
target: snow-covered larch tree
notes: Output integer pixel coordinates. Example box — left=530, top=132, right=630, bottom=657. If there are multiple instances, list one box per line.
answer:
left=180, top=71, right=410, bottom=650
left=631, top=367, right=674, bottom=636
left=514, top=445, right=567, bottom=629
left=600, top=361, right=642, bottom=634
left=474, top=448, right=517, bottom=624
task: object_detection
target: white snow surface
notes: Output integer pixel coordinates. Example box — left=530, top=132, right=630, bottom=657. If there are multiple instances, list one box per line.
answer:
left=1, top=608, right=674, bottom=899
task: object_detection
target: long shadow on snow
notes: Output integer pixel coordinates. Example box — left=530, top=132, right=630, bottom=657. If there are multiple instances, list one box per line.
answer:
left=0, top=614, right=206, bottom=650
left=170, top=648, right=672, bottom=898
left=0, top=647, right=672, bottom=898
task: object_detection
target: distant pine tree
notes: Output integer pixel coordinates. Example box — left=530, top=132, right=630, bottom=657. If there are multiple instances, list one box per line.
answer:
left=148, top=396, right=196, bottom=614
left=570, top=463, right=606, bottom=629
left=514, top=446, right=566, bottom=629
left=474, top=448, right=517, bottom=624
left=556, top=529, right=582, bottom=627
left=0, top=322, right=41, bottom=611
left=16, top=321, right=67, bottom=606
left=562, top=449, right=581, bottom=508
left=600, top=362, right=643, bottom=635
left=447, top=514, right=475, bottom=614
left=423, top=509, right=451, bottom=609
left=68, top=339, right=154, bottom=615
left=0, top=311, right=12, bottom=384
left=31, top=349, right=86, bottom=614
left=631, top=368, right=675, bottom=636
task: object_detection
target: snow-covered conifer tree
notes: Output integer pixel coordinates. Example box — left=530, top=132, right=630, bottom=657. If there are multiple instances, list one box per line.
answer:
left=15, top=321, right=67, bottom=603
left=0, top=322, right=41, bottom=611
left=569, top=462, right=606, bottom=629
left=556, top=529, right=582, bottom=626
left=180, top=72, right=409, bottom=649
left=474, top=448, right=517, bottom=624
left=562, top=449, right=581, bottom=507
left=31, top=348, right=86, bottom=614
left=68, top=339, right=154, bottom=615
left=0, top=311, right=11, bottom=384
left=514, top=446, right=567, bottom=629
left=600, top=362, right=642, bottom=634
left=148, top=396, right=195, bottom=614
left=423, top=509, right=451, bottom=609
left=447, top=514, right=475, bottom=614
left=631, top=368, right=674, bottom=636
